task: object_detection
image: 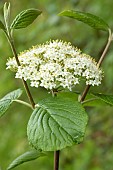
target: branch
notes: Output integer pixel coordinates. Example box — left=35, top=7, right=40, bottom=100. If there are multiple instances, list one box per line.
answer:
left=80, top=29, right=113, bottom=102
left=5, top=32, right=35, bottom=109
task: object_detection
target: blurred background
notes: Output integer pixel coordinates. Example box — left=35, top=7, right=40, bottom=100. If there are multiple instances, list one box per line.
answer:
left=0, top=0, right=113, bottom=170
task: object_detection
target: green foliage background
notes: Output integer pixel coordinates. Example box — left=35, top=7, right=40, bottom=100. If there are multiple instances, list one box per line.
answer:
left=0, top=0, right=113, bottom=169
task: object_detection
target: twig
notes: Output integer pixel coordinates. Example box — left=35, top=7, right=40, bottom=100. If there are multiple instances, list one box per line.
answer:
left=5, top=32, right=35, bottom=109
left=54, top=151, right=60, bottom=170
left=80, top=29, right=113, bottom=102
left=80, top=85, right=90, bottom=102
left=97, top=29, right=113, bottom=68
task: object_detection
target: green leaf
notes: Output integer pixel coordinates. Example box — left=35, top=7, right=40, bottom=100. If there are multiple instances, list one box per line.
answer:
left=7, top=150, right=45, bottom=170
left=57, top=91, right=79, bottom=101
left=10, top=8, right=42, bottom=29
left=3, top=2, right=10, bottom=31
left=27, top=96, right=88, bottom=151
left=92, top=93, right=113, bottom=106
left=59, top=10, right=109, bottom=31
left=0, top=20, right=6, bottom=31
left=0, top=89, right=23, bottom=117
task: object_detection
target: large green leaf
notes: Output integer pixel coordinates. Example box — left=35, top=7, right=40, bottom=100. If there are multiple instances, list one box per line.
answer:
left=0, top=89, right=22, bottom=117
left=27, top=96, right=88, bottom=151
left=7, top=150, right=45, bottom=170
left=59, top=10, right=109, bottom=31
left=92, top=93, right=113, bottom=106
left=10, top=8, right=42, bottom=29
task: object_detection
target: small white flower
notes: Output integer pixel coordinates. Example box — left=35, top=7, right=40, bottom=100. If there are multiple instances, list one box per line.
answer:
left=30, top=81, right=39, bottom=88
left=6, top=40, right=103, bottom=91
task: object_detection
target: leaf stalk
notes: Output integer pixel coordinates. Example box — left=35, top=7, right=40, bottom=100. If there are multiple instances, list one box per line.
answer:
left=13, top=99, right=33, bottom=109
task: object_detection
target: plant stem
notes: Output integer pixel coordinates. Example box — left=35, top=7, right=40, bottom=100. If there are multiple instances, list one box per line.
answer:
left=80, top=29, right=113, bottom=102
left=97, top=29, right=113, bottom=68
left=52, top=91, right=60, bottom=170
left=13, top=99, right=33, bottom=109
left=54, top=151, right=60, bottom=170
left=81, top=97, right=98, bottom=104
left=80, top=85, right=90, bottom=102
left=5, top=32, right=35, bottom=109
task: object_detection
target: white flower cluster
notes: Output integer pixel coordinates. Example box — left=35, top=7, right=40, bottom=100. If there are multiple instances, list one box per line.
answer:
left=6, top=40, right=103, bottom=91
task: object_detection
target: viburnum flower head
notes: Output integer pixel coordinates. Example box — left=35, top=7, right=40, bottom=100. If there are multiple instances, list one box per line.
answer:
left=6, top=40, right=103, bottom=91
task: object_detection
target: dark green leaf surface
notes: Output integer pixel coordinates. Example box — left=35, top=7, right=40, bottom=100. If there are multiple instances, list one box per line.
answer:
left=57, top=91, right=79, bottom=101
left=0, top=89, right=22, bottom=117
left=92, top=93, right=113, bottom=106
left=7, top=150, right=45, bottom=170
left=59, top=10, right=109, bottom=31
left=27, top=96, right=88, bottom=151
left=10, top=9, right=42, bottom=29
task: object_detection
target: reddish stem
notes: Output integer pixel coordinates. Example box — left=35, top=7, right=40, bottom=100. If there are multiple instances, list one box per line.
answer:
left=54, top=151, right=60, bottom=170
